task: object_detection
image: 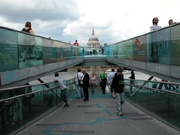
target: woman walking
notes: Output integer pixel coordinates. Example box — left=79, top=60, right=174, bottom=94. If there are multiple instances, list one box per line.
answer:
left=89, top=72, right=97, bottom=94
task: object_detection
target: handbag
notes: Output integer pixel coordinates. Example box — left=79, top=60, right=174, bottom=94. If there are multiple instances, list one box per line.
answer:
left=105, top=85, right=110, bottom=93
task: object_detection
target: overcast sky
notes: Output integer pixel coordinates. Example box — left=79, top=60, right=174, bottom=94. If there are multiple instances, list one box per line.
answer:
left=0, top=0, right=180, bottom=47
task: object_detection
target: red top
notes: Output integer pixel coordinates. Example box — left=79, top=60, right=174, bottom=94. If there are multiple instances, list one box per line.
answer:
left=73, top=42, right=79, bottom=46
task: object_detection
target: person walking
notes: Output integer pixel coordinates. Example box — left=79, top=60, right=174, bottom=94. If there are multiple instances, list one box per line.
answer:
left=74, top=69, right=84, bottom=99
left=89, top=72, right=97, bottom=95
left=54, top=73, right=69, bottom=107
left=81, top=69, right=90, bottom=101
left=111, top=68, right=125, bottom=116
left=107, top=68, right=116, bottom=98
left=99, top=70, right=107, bottom=94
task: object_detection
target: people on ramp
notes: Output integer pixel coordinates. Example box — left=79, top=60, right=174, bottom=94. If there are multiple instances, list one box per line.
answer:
left=111, top=68, right=125, bottom=116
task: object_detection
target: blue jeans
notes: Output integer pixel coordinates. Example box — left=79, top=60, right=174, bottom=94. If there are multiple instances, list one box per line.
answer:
left=76, top=85, right=83, bottom=98
left=61, top=89, right=69, bottom=106
left=115, top=92, right=125, bottom=113
left=90, top=84, right=95, bottom=93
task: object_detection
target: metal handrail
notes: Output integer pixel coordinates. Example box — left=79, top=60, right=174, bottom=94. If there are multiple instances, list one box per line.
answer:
left=125, top=79, right=180, bottom=85
left=0, top=82, right=74, bottom=102
left=125, top=83, right=180, bottom=96
left=1, top=78, right=179, bottom=91
left=0, top=78, right=74, bottom=91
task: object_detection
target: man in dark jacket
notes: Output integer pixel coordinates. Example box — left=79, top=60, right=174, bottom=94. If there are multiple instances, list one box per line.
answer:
left=81, top=69, right=90, bottom=101
left=111, top=68, right=125, bottom=116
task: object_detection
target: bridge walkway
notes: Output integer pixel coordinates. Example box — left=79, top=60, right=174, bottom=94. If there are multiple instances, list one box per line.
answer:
left=16, top=88, right=180, bottom=135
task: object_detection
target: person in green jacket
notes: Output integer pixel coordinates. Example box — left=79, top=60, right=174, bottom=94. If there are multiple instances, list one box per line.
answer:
left=99, top=70, right=107, bottom=94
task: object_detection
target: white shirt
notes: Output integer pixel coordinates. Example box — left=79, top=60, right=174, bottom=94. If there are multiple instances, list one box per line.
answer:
left=55, top=77, right=66, bottom=90
left=74, top=72, right=83, bottom=85
left=107, top=72, right=116, bottom=83
left=150, top=25, right=162, bottom=31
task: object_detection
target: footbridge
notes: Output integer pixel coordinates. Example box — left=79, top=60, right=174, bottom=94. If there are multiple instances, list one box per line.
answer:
left=1, top=23, right=180, bottom=134
left=1, top=23, right=180, bottom=89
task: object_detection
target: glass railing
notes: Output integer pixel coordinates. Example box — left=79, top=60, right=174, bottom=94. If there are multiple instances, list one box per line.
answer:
left=124, top=79, right=180, bottom=129
left=105, top=22, right=180, bottom=66
left=84, top=47, right=106, bottom=56
left=0, top=26, right=85, bottom=73
left=0, top=79, right=75, bottom=135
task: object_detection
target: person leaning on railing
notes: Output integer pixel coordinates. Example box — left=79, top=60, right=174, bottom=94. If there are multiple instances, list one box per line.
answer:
left=22, top=21, right=34, bottom=34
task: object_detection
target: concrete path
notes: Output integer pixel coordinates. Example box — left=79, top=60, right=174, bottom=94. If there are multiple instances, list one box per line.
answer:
left=16, top=88, right=180, bottom=135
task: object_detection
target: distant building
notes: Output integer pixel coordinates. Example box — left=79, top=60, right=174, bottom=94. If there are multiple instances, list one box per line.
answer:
left=87, top=28, right=100, bottom=47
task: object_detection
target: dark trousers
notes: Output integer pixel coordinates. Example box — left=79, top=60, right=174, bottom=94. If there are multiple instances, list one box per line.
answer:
left=83, top=87, right=89, bottom=100
left=101, top=79, right=107, bottom=94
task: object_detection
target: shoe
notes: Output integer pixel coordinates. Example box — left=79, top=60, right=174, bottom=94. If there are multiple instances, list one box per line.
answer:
left=113, top=96, right=115, bottom=99
left=11, top=122, right=17, bottom=125
left=64, top=105, right=69, bottom=108
left=81, top=96, right=83, bottom=98
left=83, top=99, right=88, bottom=102
left=77, top=97, right=80, bottom=99
left=119, top=112, right=123, bottom=116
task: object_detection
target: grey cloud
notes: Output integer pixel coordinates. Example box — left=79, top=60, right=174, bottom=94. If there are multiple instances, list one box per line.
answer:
left=0, top=0, right=80, bottom=23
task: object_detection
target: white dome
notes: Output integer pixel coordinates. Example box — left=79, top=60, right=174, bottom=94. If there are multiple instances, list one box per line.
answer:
left=87, top=28, right=100, bottom=47
left=88, top=35, right=99, bottom=42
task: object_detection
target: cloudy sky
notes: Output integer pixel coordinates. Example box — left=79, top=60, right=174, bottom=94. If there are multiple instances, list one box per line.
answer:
left=0, top=0, right=180, bottom=47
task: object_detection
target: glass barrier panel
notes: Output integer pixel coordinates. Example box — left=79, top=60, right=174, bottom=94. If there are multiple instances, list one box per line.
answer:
left=148, top=88, right=169, bottom=122
left=80, top=47, right=84, bottom=58
left=0, top=28, right=18, bottom=72
left=55, top=41, right=66, bottom=62
left=171, top=25, right=180, bottom=66
left=106, top=46, right=110, bottom=57
left=84, top=47, right=105, bottom=56
left=123, top=40, right=133, bottom=60
left=66, top=83, right=76, bottom=99
left=170, top=93, right=180, bottom=128
left=124, top=80, right=135, bottom=103
left=18, top=33, right=43, bottom=69
left=65, top=44, right=72, bottom=60
left=42, top=38, right=56, bottom=64
left=117, top=42, right=125, bottom=59
left=147, top=28, right=170, bottom=64
left=113, top=44, right=118, bottom=58
left=133, top=36, right=147, bottom=62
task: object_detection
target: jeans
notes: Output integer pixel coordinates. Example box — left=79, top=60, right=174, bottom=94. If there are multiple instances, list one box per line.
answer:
left=76, top=85, right=83, bottom=98
left=61, top=89, right=69, bottom=106
left=115, top=92, right=125, bottom=113
left=90, top=84, right=95, bottom=93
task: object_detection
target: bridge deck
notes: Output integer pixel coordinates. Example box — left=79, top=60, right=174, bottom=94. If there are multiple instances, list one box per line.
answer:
left=16, top=88, right=180, bottom=135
